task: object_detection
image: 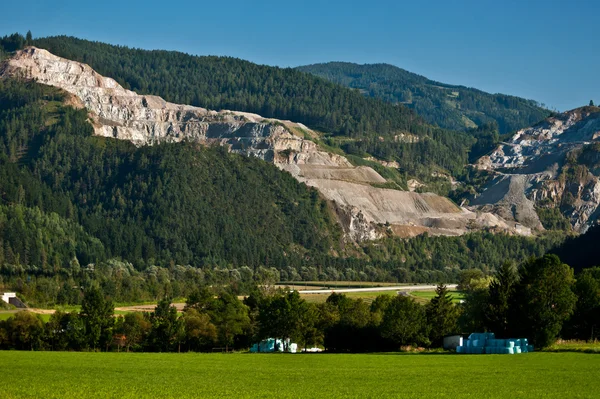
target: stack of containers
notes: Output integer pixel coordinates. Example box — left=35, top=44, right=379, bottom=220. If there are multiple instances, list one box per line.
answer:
left=456, top=333, right=534, bottom=354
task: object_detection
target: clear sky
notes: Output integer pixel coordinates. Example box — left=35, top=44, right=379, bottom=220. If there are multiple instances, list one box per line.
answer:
left=1, top=0, right=598, bottom=111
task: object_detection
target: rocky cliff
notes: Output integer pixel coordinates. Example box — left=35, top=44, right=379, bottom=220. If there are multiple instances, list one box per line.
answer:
left=474, top=106, right=600, bottom=232
left=1, top=47, right=526, bottom=240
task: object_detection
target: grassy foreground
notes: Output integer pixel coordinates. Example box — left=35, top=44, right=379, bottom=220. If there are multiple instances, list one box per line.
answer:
left=1, top=352, right=599, bottom=398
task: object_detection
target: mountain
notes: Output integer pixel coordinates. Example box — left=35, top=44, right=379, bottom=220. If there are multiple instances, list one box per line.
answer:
left=22, top=36, right=484, bottom=185
left=30, top=36, right=426, bottom=139
left=1, top=47, right=527, bottom=240
left=296, top=62, right=551, bottom=135
left=469, top=106, right=600, bottom=233
left=0, top=77, right=342, bottom=269
left=0, top=43, right=568, bottom=304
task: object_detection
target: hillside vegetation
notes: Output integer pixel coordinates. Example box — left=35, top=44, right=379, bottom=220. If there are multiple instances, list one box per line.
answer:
left=551, top=224, right=600, bottom=273
left=0, top=33, right=574, bottom=306
left=0, top=79, right=347, bottom=302
left=297, top=62, right=550, bottom=135
left=0, top=78, right=569, bottom=304
left=26, top=35, right=480, bottom=183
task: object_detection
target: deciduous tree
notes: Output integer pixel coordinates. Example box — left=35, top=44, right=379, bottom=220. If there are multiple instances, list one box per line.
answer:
left=511, top=255, right=577, bottom=348
left=80, top=287, right=114, bottom=350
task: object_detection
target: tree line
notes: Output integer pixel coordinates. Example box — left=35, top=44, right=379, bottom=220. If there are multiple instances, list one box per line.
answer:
left=1, top=254, right=597, bottom=352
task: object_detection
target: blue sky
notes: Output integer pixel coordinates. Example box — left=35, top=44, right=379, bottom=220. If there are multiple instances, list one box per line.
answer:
left=1, top=0, right=598, bottom=111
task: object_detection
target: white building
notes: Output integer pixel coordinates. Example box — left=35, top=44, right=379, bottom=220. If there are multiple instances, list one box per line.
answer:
left=1, top=292, right=17, bottom=304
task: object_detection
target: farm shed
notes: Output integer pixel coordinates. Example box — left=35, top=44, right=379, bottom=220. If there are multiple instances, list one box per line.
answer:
left=1, top=292, right=27, bottom=308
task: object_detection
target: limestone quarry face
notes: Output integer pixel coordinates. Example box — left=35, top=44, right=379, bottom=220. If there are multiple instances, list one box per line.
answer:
left=1, top=47, right=527, bottom=240
left=473, top=107, right=600, bottom=232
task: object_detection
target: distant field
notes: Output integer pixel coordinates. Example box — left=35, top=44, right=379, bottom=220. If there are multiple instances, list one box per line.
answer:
left=279, top=281, right=406, bottom=289
left=549, top=340, right=600, bottom=354
left=0, top=291, right=462, bottom=316
left=300, top=289, right=464, bottom=304
left=411, top=290, right=465, bottom=304
left=0, top=351, right=598, bottom=398
left=300, top=290, right=397, bottom=303
left=0, top=312, right=14, bottom=321
left=0, top=312, right=52, bottom=322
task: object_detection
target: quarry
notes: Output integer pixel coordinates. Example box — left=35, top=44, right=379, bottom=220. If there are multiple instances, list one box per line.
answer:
left=1, top=47, right=535, bottom=240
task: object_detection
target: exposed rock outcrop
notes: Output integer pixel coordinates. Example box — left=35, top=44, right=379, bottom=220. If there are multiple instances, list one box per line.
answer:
left=473, top=106, right=600, bottom=232
left=1, top=47, right=527, bottom=240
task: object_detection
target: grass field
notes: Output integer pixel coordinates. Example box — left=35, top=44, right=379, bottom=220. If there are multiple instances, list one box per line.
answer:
left=300, top=290, right=464, bottom=304
left=549, top=340, right=600, bottom=353
left=281, top=281, right=406, bottom=289
left=0, top=312, right=52, bottom=322
left=0, top=351, right=598, bottom=398
left=410, top=290, right=465, bottom=303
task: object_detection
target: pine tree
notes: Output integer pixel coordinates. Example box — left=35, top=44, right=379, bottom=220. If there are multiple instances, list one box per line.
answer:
left=485, top=262, right=518, bottom=337
left=426, top=283, right=460, bottom=346
left=590, top=100, right=596, bottom=107
left=25, top=31, right=33, bottom=46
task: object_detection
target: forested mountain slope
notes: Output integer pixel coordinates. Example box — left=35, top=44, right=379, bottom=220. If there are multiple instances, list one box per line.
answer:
left=0, top=79, right=342, bottom=269
left=297, top=62, right=550, bottom=135
left=2, top=46, right=532, bottom=239
left=31, top=36, right=424, bottom=138
left=0, top=78, right=566, bottom=303
left=25, top=35, right=480, bottom=182
left=0, top=34, right=571, bottom=306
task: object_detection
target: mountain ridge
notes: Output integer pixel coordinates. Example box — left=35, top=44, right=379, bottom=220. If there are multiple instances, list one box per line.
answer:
left=1, top=46, right=527, bottom=239
left=297, top=61, right=550, bottom=135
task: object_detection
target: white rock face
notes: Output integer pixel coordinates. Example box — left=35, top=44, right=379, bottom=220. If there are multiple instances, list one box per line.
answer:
left=473, top=107, right=600, bottom=232
left=0, top=47, right=527, bottom=240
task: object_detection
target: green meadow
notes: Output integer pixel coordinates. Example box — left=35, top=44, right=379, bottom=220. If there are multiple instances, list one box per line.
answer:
left=1, top=351, right=598, bottom=398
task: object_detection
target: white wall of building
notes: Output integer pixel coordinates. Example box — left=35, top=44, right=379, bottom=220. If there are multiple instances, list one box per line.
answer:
left=1, top=292, right=17, bottom=304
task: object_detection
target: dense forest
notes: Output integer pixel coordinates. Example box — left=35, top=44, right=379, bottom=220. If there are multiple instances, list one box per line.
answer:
left=0, top=77, right=571, bottom=305
left=0, top=78, right=341, bottom=263
left=21, top=35, right=488, bottom=184
left=297, top=62, right=550, bottom=135
left=551, top=224, right=600, bottom=273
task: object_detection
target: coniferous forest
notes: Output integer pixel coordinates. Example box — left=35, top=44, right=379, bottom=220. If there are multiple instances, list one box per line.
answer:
left=28, top=35, right=481, bottom=183
left=297, top=62, right=551, bottom=135
left=0, top=76, right=566, bottom=305
left=0, top=33, right=586, bottom=308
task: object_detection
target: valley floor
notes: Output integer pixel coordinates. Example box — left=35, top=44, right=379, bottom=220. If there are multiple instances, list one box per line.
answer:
left=0, top=351, right=598, bottom=398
